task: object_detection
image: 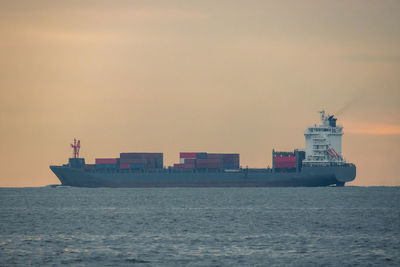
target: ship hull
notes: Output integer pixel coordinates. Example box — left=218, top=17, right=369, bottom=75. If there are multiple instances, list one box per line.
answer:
left=50, top=165, right=356, bottom=188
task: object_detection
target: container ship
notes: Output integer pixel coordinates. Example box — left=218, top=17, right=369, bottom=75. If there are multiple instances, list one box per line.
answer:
left=50, top=111, right=356, bottom=187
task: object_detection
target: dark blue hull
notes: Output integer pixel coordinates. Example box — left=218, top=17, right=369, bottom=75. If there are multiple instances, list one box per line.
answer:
left=50, top=165, right=356, bottom=187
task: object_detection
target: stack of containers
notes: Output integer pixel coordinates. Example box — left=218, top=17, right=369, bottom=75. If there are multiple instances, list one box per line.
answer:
left=177, top=152, right=204, bottom=169
left=174, top=152, right=240, bottom=170
left=196, top=158, right=223, bottom=169
left=179, top=153, right=207, bottom=162
left=120, top=153, right=163, bottom=170
left=95, top=158, right=118, bottom=169
left=274, top=156, right=296, bottom=169
left=208, top=153, right=240, bottom=169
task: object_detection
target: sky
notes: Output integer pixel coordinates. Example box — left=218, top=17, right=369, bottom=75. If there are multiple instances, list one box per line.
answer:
left=0, top=0, right=399, bottom=186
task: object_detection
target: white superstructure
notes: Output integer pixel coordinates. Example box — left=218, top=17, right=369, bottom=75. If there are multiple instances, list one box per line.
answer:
left=302, top=111, right=345, bottom=166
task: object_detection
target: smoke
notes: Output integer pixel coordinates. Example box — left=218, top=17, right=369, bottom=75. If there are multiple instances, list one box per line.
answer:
left=335, top=90, right=365, bottom=116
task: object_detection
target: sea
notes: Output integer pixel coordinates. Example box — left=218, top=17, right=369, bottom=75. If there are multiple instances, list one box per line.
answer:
left=0, top=187, right=399, bottom=266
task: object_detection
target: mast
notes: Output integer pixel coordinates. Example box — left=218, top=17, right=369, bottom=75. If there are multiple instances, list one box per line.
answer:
left=70, top=138, right=81, bottom=158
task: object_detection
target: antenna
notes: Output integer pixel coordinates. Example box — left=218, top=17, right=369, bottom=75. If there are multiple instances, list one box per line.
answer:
left=319, top=110, right=325, bottom=121
left=70, top=138, right=81, bottom=158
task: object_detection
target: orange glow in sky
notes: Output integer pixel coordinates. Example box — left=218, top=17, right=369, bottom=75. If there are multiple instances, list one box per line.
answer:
left=347, top=123, right=400, bottom=136
left=0, top=1, right=399, bottom=186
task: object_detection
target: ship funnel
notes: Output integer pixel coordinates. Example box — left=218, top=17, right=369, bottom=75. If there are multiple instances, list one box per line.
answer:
left=328, top=115, right=337, bottom=127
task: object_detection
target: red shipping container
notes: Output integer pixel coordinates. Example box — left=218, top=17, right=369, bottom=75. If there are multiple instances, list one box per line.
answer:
left=274, top=156, right=296, bottom=163
left=274, top=161, right=296, bottom=166
left=275, top=165, right=296, bottom=169
left=180, top=152, right=204, bottom=159
left=277, top=159, right=296, bottom=163
left=274, top=158, right=295, bottom=162
left=120, top=164, right=131, bottom=169
left=275, top=161, right=296, bottom=166
left=95, top=158, right=117, bottom=164
left=174, top=163, right=184, bottom=169
left=274, top=163, right=295, bottom=167
left=275, top=157, right=296, bottom=168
